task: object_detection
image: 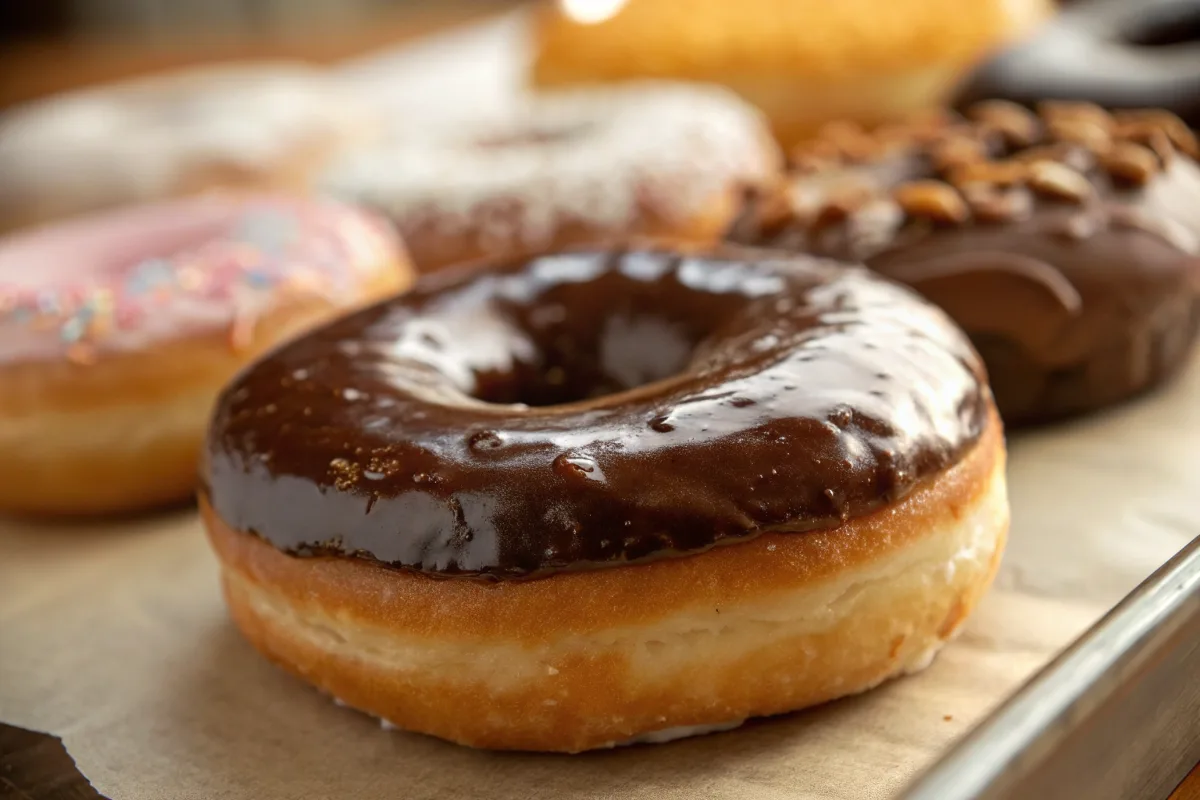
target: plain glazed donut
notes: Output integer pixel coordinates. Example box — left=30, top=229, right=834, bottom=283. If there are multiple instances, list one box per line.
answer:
left=201, top=244, right=1007, bottom=752
left=0, top=62, right=375, bottom=233
left=954, top=0, right=1200, bottom=128
left=0, top=194, right=409, bottom=516
left=317, top=83, right=781, bottom=272
left=530, top=0, right=1053, bottom=147
left=726, top=102, right=1200, bottom=425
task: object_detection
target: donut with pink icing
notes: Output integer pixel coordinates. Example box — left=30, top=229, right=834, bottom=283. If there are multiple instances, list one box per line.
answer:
left=317, top=82, right=782, bottom=272
left=0, top=193, right=409, bottom=516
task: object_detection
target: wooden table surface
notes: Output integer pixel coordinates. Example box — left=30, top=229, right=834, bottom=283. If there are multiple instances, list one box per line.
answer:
left=1173, top=764, right=1200, bottom=800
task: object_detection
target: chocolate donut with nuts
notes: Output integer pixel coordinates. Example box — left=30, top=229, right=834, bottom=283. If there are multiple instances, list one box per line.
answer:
left=727, top=101, right=1200, bottom=425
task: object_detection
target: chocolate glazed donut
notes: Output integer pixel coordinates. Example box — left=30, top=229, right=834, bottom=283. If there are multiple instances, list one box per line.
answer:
left=954, top=0, right=1200, bottom=128
left=201, top=245, right=1009, bottom=752
left=728, top=102, right=1200, bottom=425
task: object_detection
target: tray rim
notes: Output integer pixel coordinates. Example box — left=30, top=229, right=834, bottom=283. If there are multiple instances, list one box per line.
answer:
left=898, top=534, right=1200, bottom=800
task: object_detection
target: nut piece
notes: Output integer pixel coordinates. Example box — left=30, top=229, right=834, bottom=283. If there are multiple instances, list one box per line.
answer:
left=893, top=180, right=970, bottom=224
left=810, top=182, right=879, bottom=229
left=947, top=159, right=1029, bottom=188
left=815, top=120, right=886, bottom=163
left=1113, top=109, right=1199, bottom=159
left=1038, top=100, right=1114, bottom=154
left=1113, top=118, right=1177, bottom=164
left=1101, top=141, right=1161, bottom=185
left=1146, top=128, right=1176, bottom=166
left=1027, top=160, right=1094, bottom=203
left=961, top=183, right=1035, bottom=224
left=1038, top=100, right=1114, bottom=131
left=1047, top=116, right=1112, bottom=153
left=931, top=136, right=989, bottom=173
left=738, top=182, right=798, bottom=233
left=1012, top=142, right=1097, bottom=173
left=967, top=99, right=1042, bottom=148
left=1170, top=127, right=1199, bottom=161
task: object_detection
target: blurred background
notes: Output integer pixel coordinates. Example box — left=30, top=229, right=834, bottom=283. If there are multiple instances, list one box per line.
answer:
left=1, top=0, right=524, bottom=110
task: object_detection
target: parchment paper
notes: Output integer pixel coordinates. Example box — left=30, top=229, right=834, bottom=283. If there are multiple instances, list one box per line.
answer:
left=3, top=15, right=1199, bottom=800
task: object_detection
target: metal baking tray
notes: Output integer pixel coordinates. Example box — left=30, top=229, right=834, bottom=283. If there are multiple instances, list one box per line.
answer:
left=899, top=534, right=1200, bottom=800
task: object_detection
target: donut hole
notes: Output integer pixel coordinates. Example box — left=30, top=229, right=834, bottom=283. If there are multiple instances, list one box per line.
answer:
left=469, top=310, right=701, bottom=407
left=421, top=253, right=789, bottom=409
left=1123, top=4, right=1200, bottom=46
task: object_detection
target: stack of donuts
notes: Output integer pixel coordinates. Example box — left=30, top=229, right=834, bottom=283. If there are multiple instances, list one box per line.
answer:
left=2, top=0, right=1198, bottom=754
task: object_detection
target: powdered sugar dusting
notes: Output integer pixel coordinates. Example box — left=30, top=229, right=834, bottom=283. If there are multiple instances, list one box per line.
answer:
left=0, top=63, right=372, bottom=218
left=318, top=82, right=778, bottom=253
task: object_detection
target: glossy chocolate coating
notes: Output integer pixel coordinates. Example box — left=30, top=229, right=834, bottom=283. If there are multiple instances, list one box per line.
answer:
left=727, top=104, right=1200, bottom=424
left=953, top=0, right=1200, bottom=127
left=203, top=246, right=989, bottom=579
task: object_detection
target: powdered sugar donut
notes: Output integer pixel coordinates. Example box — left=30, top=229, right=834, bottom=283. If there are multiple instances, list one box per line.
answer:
left=0, top=62, right=376, bottom=232
left=0, top=194, right=410, bottom=516
left=317, top=83, right=782, bottom=271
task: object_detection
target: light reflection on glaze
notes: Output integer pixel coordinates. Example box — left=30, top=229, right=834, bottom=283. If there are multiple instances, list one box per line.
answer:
left=204, top=247, right=989, bottom=578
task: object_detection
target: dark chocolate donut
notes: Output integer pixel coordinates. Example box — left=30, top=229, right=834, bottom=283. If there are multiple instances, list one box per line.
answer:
left=953, top=0, right=1200, bottom=127
left=203, top=245, right=989, bottom=578
left=726, top=103, right=1200, bottom=425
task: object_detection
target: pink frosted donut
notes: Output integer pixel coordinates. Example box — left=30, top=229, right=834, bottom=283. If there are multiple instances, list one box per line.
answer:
left=317, top=82, right=782, bottom=272
left=0, top=194, right=410, bottom=516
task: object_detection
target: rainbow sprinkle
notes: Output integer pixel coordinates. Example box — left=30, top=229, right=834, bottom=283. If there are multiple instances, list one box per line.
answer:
left=0, top=200, right=394, bottom=357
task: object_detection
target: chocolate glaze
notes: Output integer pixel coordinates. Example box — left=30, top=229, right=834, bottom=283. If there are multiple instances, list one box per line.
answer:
left=953, top=0, right=1200, bottom=127
left=728, top=103, right=1200, bottom=424
left=203, top=246, right=989, bottom=579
